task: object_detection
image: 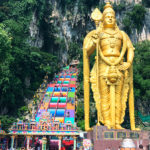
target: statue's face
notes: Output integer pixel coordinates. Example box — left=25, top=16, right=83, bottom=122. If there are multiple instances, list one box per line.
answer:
left=103, top=13, right=116, bottom=28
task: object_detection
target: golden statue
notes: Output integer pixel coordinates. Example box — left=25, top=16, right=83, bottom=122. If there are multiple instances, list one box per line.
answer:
left=83, top=2, right=139, bottom=131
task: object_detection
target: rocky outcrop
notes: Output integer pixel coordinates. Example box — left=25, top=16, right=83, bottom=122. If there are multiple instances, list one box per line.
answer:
left=28, top=11, right=44, bottom=48
left=50, top=0, right=150, bottom=45
left=28, top=0, right=150, bottom=63
left=138, top=8, right=150, bottom=41
left=111, top=0, right=142, bottom=4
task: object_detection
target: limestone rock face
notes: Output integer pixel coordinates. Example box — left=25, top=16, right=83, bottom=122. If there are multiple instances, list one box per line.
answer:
left=29, top=11, right=44, bottom=48
left=138, top=8, right=150, bottom=41
left=28, top=0, right=150, bottom=63
left=111, top=0, right=142, bottom=4
left=56, top=1, right=148, bottom=41
left=49, top=0, right=150, bottom=44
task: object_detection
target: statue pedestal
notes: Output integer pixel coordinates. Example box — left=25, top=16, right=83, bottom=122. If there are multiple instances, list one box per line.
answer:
left=87, top=125, right=150, bottom=150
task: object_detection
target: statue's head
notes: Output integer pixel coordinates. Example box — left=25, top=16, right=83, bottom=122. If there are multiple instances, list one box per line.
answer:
left=103, top=2, right=116, bottom=28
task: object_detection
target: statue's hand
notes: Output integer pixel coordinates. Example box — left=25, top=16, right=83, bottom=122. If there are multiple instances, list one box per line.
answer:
left=91, top=32, right=99, bottom=44
left=118, top=62, right=131, bottom=71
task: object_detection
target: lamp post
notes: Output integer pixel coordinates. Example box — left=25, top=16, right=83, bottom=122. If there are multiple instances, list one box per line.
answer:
left=73, top=136, right=77, bottom=150
left=10, top=135, right=15, bottom=150
left=58, top=136, right=62, bottom=150
left=26, top=135, right=31, bottom=150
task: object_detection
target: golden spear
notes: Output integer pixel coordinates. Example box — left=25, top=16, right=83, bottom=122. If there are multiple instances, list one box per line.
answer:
left=91, top=8, right=102, bottom=126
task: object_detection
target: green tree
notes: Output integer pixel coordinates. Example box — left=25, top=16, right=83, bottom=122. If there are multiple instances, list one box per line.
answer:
left=134, top=41, right=150, bottom=115
left=68, top=42, right=81, bottom=63
left=0, top=115, right=16, bottom=132
left=142, top=0, right=150, bottom=7
left=76, top=101, right=85, bottom=130
left=123, top=4, right=146, bottom=34
left=0, top=24, right=11, bottom=63
left=0, top=0, right=59, bottom=120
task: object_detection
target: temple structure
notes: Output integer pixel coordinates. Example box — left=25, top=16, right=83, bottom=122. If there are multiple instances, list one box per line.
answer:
left=7, top=66, right=80, bottom=150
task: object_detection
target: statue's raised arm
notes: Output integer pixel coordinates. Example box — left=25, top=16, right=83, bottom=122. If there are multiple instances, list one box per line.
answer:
left=83, top=2, right=140, bottom=131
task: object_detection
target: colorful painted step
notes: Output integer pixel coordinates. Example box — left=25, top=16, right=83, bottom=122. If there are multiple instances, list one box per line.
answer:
left=65, top=75, right=70, bottom=78
left=58, top=103, right=66, bottom=108
left=46, top=92, right=52, bottom=96
left=47, top=87, right=54, bottom=92
left=54, top=117, right=64, bottom=123
left=70, top=81, right=75, bottom=84
left=60, top=76, right=64, bottom=78
left=35, top=117, right=40, bottom=122
left=66, top=110, right=75, bottom=117
left=62, top=87, right=68, bottom=92
left=68, top=92, right=75, bottom=98
left=62, top=84, right=69, bottom=87
left=49, top=103, right=57, bottom=108
left=71, top=78, right=76, bottom=81
left=48, top=109, right=55, bottom=116
left=63, top=81, right=70, bottom=84
left=49, top=84, right=56, bottom=87
left=56, top=109, right=65, bottom=117
left=59, top=78, right=64, bottom=81
left=61, top=92, right=67, bottom=97
left=65, top=117, right=74, bottom=124
left=57, top=81, right=62, bottom=84
left=53, top=92, right=61, bottom=97
left=69, top=84, right=76, bottom=88
left=54, top=87, right=61, bottom=92
left=51, top=97, right=58, bottom=103
left=60, top=97, right=67, bottom=103
left=65, top=78, right=70, bottom=81
left=71, top=75, right=76, bottom=78
left=66, top=103, right=75, bottom=110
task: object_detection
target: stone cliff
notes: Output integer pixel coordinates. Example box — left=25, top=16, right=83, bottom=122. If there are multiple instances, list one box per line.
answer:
left=28, top=0, right=150, bottom=63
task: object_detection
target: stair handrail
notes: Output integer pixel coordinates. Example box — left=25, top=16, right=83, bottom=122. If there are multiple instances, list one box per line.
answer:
left=53, top=73, right=62, bottom=123
left=46, top=86, right=55, bottom=114
left=64, top=71, right=71, bottom=122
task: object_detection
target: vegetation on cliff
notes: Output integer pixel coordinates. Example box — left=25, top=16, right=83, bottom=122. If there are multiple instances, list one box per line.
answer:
left=122, top=4, right=146, bottom=34
left=0, top=0, right=59, bottom=130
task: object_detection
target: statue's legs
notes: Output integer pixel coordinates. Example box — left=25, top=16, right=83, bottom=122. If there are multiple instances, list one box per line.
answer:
left=115, top=75, right=124, bottom=129
left=99, top=76, right=111, bottom=129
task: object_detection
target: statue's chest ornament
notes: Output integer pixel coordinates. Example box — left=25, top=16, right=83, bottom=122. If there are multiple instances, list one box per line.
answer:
left=100, top=32, right=121, bottom=48
left=109, top=35, right=116, bottom=48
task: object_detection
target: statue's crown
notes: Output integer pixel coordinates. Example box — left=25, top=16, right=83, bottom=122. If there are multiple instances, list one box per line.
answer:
left=104, top=2, right=113, bottom=9
left=103, top=2, right=115, bottom=16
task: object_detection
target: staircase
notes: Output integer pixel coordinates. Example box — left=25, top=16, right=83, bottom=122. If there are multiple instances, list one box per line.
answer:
left=34, top=66, right=78, bottom=127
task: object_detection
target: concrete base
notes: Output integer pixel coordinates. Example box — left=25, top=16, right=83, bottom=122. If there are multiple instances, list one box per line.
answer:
left=87, top=125, right=150, bottom=150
